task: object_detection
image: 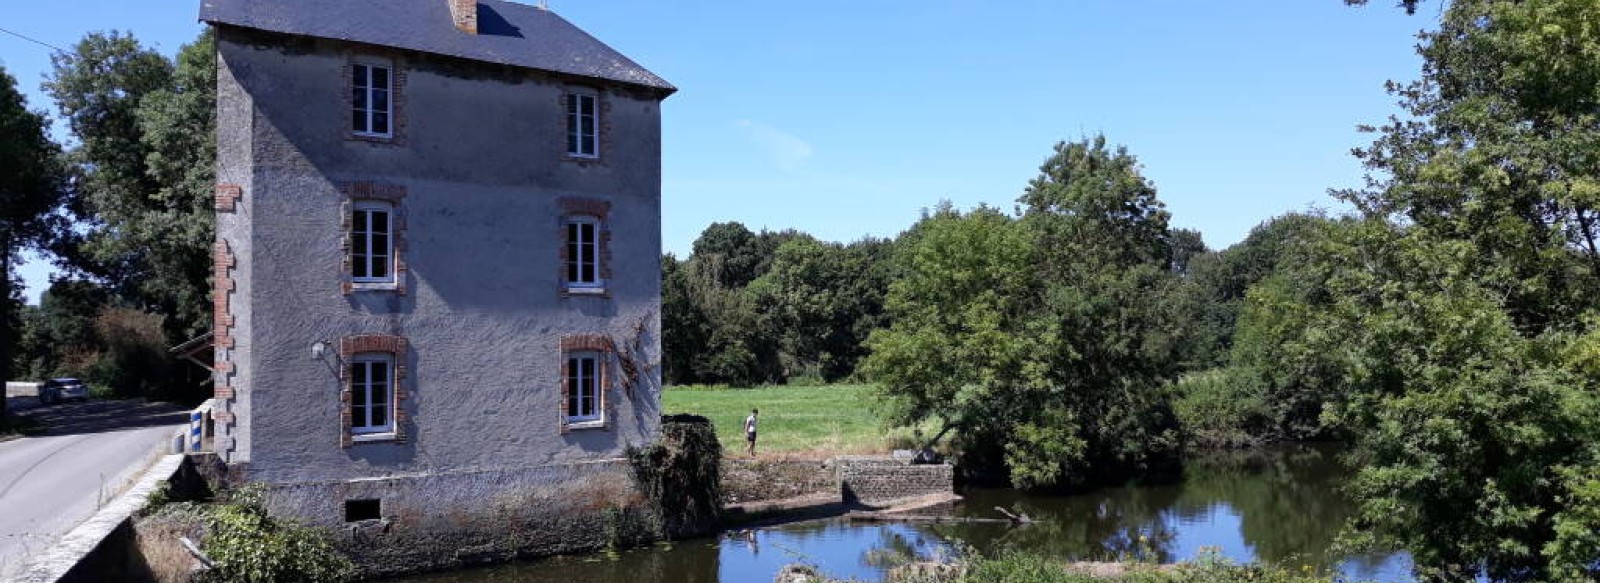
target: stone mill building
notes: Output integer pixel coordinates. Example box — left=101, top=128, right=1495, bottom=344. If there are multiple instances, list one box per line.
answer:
left=199, top=0, right=674, bottom=572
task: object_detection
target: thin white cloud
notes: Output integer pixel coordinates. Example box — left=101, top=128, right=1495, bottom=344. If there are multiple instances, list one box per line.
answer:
left=736, top=119, right=813, bottom=171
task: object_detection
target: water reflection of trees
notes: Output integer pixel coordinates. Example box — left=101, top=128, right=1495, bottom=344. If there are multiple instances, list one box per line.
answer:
left=940, top=482, right=1185, bottom=563
left=940, top=444, right=1373, bottom=571
left=1181, top=446, right=1354, bottom=567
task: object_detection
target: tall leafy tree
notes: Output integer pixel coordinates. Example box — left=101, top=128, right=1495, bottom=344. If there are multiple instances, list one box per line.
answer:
left=869, top=136, right=1185, bottom=489
left=1342, top=0, right=1600, bottom=334
left=1332, top=0, right=1600, bottom=579
left=748, top=237, right=891, bottom=382
left=1020, top=134, right=1172, bottom=269
left=0, top=66, right=67, bottom=421
left=865, top=203, right=1042, bottom=475
left=44, top=30, right=216, bottom=341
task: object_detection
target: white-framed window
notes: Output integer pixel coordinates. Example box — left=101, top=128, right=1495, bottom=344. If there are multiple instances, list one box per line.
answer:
left=350, top=354, right=395, bottom=436
left=565, top=90, right=598, bottom=158
left=565, top=352, right=602, bottom=423
left=351, top=63, right=393, bottom=137
left=351, top=201, right=393, bottom=284
left=565, top=215, right=601, bottom=290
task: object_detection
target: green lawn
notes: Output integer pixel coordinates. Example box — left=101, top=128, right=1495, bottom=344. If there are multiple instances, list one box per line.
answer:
left=662, top=384, right=903, bottom=456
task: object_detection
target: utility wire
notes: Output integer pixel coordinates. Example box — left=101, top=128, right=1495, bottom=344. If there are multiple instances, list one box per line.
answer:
left=0, top=26, right=65, bottom=53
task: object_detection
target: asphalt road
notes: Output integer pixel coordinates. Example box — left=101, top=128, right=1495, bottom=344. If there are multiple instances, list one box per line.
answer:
left=0, top=396, right=186, bottom=579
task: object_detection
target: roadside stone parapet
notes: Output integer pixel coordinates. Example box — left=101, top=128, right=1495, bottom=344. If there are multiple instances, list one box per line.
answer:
left=13, top=454, right=186, bottom=583
left=835, top=456, right=953, bottom=506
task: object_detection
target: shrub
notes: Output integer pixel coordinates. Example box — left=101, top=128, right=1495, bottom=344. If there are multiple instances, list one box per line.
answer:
left=87, top=307, right=176, bottom=400
left=1171, top=368, right=1269, bottom=449
left=950, top=551, right=1355, bottom=583
left=629, top=414, right=723, bottom=539
left=194, top=488, right=354, bottom=583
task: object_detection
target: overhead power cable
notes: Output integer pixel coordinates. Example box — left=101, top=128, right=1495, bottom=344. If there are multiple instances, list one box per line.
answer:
left=0, top=26, right=65, bottom=53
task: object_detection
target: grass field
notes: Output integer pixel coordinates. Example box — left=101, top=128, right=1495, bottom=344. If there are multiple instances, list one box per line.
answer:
left=661, top=384, right=905, bottom=456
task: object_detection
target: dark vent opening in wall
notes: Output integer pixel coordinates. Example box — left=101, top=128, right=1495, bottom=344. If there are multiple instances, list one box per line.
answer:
left=345, top=498, right=381, bottom=522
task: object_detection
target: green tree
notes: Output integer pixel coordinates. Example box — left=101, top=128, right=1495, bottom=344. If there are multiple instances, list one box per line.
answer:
left=1316, top=225, right=1600, bottom=582
left=689, top=222, right=762, bottom=288
left=869, top=138, right=1185, bottom=489
left=28, top=279, right=113, bottom=377
left=865, top=203, right=1042, bottom=474
left=1342, top=0, right=1600, bottom=334
left=44, top=30, right=216, bottom=342
left=661, top=251, right=780, bottom=386
left=0, top=65, right=67, bottom=422
left=660, top=253, right=704, bottom=385
left=748, top=236, right=890, bottom=382
left=1330, top=1, right=1600, bottom=578
left=1020, top=134, right=1172, bottom=269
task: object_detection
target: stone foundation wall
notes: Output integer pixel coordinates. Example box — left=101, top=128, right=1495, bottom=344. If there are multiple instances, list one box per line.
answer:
left=260, top=459, right=659, bottom=577
left=835, top=457, right=953, bottom=505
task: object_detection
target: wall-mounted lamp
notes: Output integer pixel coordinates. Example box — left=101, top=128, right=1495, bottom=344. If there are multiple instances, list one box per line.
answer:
left=311, top=341, right=328, bottom=361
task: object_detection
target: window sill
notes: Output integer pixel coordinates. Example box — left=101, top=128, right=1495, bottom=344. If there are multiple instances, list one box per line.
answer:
left=351, top=432, right=398, bottom=443
left=564, top=420, right=605, bottom=431
left=348, top=133, right=400, bottom=147
left=350, top=282, right=400, bottom=292
left=564, top=286, right=606, bottom=296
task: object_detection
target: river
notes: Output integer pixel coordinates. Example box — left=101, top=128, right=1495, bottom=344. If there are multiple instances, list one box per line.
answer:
left=393, top=444, right=1414, bottom=583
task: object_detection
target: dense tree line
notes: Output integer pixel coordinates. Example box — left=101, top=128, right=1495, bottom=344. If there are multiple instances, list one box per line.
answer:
left=662, top=223, right=891, bottom=386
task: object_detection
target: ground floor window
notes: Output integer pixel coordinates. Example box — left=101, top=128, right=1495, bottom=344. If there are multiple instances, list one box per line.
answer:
left=566, top=352, right=602, bottom=423
left=351, top=354, right=394, bottom=435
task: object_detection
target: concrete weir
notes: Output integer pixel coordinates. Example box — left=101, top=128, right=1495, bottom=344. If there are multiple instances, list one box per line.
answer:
left=835, top=456, right=955, bottom=506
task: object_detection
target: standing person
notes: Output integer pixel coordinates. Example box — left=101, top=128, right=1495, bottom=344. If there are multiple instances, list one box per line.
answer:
left=745, top=408, right=759, bottom=457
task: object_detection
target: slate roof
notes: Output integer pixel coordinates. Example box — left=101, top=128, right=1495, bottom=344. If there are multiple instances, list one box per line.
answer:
left=199, top=0, right=674, bottom=95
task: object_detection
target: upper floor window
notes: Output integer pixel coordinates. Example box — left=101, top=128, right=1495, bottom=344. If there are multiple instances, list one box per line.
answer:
left=565, top=215, right=601, bottom=290
left=350, top=353, right=395, bottom=436
left=352, top=201, right=393, bottom=284
left=352, top=63, right=392, bottom=137
left=565, top=352, right=602, bottom=424
left=565, top=91, right=598, bottom=158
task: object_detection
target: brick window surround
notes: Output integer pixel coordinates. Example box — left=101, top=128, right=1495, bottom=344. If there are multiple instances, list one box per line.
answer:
left=339, top=334, right=410, bottom=447
left=342, top=56, right=407, bottom=146
left=558, top=197, right=612, bottom=298
left=560, top=334, right=614, bottom=433
left=559, top=88, right=611, bottom=165
left=340, top=182, right=408, bottom=295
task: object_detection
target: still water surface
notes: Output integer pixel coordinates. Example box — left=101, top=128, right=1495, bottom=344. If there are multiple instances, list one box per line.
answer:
left=396, top=444, right=1413, bottom=583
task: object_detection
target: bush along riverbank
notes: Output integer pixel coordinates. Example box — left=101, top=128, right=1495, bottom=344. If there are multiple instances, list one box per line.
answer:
left=777, top=551, right=1366, bottom=583
left=137, top=485, right=355, bottom=583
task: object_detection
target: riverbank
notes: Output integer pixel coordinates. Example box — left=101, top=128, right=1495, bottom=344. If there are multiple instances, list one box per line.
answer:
left=777, top=553, right=1355, bottom=583
left=382, top=444, right=1410, bottom=583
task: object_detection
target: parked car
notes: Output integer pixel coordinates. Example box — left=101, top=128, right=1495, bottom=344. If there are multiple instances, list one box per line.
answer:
left=39, top=378, right=89, bottom=405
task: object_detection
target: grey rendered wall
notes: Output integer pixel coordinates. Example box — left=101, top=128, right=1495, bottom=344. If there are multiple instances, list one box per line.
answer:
left=215, top=39, right=255, bottom=462
left=215, top=27, right=664, bottom=485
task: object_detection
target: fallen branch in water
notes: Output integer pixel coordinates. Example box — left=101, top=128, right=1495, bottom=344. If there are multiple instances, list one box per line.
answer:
left=992, top=506, right=1033, bottom=524
left=845, top=511, right=1014, bottom=524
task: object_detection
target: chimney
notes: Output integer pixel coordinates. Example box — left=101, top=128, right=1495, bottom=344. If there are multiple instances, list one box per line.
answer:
left=448, top=0, right=477, bottom=34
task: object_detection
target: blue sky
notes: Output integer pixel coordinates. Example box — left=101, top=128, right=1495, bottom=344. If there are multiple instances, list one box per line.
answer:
left=0, top=1, right=1436, bottom=304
